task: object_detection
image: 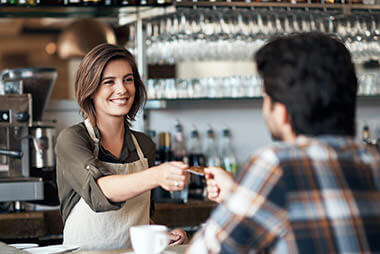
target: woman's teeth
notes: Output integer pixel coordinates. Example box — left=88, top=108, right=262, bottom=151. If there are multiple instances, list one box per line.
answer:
left=110, top=98, right=127, bottom=105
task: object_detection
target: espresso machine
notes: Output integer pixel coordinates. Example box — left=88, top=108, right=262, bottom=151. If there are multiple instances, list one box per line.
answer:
left=0, top=68, right=58, bottom=211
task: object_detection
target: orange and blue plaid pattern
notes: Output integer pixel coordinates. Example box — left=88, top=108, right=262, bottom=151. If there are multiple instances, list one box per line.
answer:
left=188, top=136, right=380, bottom=254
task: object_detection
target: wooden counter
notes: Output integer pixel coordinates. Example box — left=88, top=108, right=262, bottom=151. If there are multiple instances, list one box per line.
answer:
left=0, top=210, right=61, bottom=240
left=0, top=242, right=188, bottom=254
left=0, top=200, right=217, bottom=241
left=152, top=200, right=216, bottom=228
left=77, top=244, right=188, bottom=254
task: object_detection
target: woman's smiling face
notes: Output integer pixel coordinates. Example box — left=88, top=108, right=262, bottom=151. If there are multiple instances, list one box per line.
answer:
left=92, top=58, right=136, bottom=120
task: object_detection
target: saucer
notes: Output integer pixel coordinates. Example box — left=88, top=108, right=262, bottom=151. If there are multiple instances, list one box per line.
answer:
left=122, top=251, right=175, bottom=254
left=8, top=243, right=39, bottom=250
left=25, top=244, right=79, bottom=254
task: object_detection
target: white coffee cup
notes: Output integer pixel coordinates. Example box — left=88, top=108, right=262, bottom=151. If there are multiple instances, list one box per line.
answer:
left=130, top=225, right=169, bottom=254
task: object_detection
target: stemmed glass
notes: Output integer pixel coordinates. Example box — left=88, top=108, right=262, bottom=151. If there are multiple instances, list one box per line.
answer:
left=143, top=8, right=380, bottom=64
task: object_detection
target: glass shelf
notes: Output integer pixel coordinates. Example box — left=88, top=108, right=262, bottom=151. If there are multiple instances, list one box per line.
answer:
left=0, top=2, right=379, bottom=19
left=0, top=6, right=121, bottom=18
left=145, top=97, right=260, bottom=109
left=145, top=95, right=380, bottom=109
left=174, top=1, right=380, bottom=12
left=0, top=5, right=172, bottom=18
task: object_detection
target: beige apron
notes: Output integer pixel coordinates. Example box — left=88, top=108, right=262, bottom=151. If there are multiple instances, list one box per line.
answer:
left=63, top=119, right=150, bottom=250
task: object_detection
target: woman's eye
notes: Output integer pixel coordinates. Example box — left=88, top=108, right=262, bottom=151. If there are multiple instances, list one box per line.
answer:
left=124, top=77, right=134, bottom=83
left=103, top=80, right=114, bottom=85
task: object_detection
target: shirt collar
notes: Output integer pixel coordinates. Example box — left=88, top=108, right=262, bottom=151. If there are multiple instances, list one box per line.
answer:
left=295, top=135, right=356, bottom=146
left=93, top=120, right=136, bottom=157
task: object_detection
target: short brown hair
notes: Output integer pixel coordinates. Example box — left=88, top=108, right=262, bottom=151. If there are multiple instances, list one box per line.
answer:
left=75, top=43, right=147, bottom=126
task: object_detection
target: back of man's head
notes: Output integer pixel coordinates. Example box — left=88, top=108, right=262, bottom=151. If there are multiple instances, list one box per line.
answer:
left=255, top=32, right=358, bottom=136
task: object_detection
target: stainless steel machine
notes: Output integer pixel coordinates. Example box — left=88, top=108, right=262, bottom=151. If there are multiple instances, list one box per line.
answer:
left=0, top=68, right=58, bottom=210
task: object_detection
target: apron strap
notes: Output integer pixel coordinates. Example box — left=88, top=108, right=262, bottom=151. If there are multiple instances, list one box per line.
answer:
left=130, top=133, right=145, bottom=162
left=84, top=119, right=100, bottom=158
left=84, top=119, right=99, bottom=144
left=84, top=119, right=146, bottom=163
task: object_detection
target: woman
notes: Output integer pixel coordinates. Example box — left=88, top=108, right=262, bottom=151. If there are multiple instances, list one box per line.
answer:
left=55, top=43, right=189, bottom=250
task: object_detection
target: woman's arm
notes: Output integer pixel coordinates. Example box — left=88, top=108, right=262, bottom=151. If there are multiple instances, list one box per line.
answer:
left=97, top=161, right=189, bottom=202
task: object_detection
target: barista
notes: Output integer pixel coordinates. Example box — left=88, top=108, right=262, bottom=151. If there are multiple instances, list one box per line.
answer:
left=55, top=43, right=189, bottom=250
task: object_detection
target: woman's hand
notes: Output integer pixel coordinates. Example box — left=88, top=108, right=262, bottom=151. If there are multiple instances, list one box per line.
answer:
left=168, top=228, right=188, bottom=246
left=205, top=167, right=235, bottom=203
left=152, top=161, right=189, bottom=191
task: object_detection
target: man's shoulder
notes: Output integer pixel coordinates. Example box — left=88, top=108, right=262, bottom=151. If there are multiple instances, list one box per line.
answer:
left=255, top=135, right=380, bottom=163
left=254, top=142, right=300, bottom=159
left=252, top=137, right=326, bottom=164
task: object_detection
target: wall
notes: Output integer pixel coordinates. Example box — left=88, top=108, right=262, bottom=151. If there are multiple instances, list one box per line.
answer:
left=45, top=98, right=380, bottom=175
left=0, top=22, right=71, bottom=100
left=44, top=60, right=380, bottom=174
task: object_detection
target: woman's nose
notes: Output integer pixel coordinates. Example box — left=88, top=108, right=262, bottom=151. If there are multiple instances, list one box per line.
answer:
left=115, top=80, right=128, bottom=95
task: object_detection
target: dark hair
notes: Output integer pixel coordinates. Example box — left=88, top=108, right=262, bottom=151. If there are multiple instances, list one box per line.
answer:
left=255, top=32, right=358, bottom=136
left=75, top=43, right=147, bottom=126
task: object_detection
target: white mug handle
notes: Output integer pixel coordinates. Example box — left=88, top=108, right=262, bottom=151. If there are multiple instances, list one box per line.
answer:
left=155, top=232, right=169, bottom=253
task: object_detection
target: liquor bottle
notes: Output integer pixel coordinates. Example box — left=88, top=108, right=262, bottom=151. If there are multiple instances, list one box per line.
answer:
left=66, top=0, right=81, bottom=5
left=172, top=121, right=188, bottom=164
left=220, top=128, right=238, bottom=176
left=118, top=0, right=139, bottom=5
left=82, top=0, right=103, bottom=5
left=188, top=128, right=206, bottom=200
left=36, top=0, right=63, bottom=5
left=152, top=132, right=172, bottom=203
left=204, top=127, right=221, bottom=167
left=7, top=0, right=18, bottom=5
left=145, top=130, right=160, bottom=166
left=171, top=121, right=189, bottom=203
left=363, top=124, right=370, bottom=142
left=158, top=132, right=172, bottom=163
left=18, top=0, right=36, bottom=5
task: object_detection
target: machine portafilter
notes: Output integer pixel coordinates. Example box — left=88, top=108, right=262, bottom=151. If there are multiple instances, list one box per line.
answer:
left=0, top=150, right=23, bottom=159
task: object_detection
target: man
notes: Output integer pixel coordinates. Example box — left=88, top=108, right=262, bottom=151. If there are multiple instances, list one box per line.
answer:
left=187, top=32, right=380, bottom=253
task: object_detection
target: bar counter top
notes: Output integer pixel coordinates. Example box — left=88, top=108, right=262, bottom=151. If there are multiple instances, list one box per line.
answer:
left=0, top=200, right=217, bottom=241
left=77, top=244, right=188, bottom=254
left=0, top=242, right=188, bottom=254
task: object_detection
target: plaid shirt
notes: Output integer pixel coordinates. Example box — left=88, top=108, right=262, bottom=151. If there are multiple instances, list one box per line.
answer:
left=187, top=136, right=380, bottom=254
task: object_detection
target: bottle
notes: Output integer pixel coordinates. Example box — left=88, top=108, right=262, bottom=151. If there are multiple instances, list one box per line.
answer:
left=118, top=0, right=139, bottom=5
left=171, top=121, right=189, bottom=203
left=158, top=132, right=172, bottom=163
left=82, top=0, right=103, bottom=5
left=188, top=128, right=206, bottom=200
left=362, top=123, right=377, bottom=146
left=220, top=128, right=238, bottom=176
left=152, top=132, right=172, bottom=203
left=204, top=127, right=221, bottom=167
left=66, top=0, right=81, bottom=5
left=18, top=0, right=37, bottom=5
left=172, top=121, right=188, bottom=163
left=36, top=0, right=63, bottom=5
left=145, top=130, right=160, bottom=166
left=363, top=123, right=370, bottom=142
